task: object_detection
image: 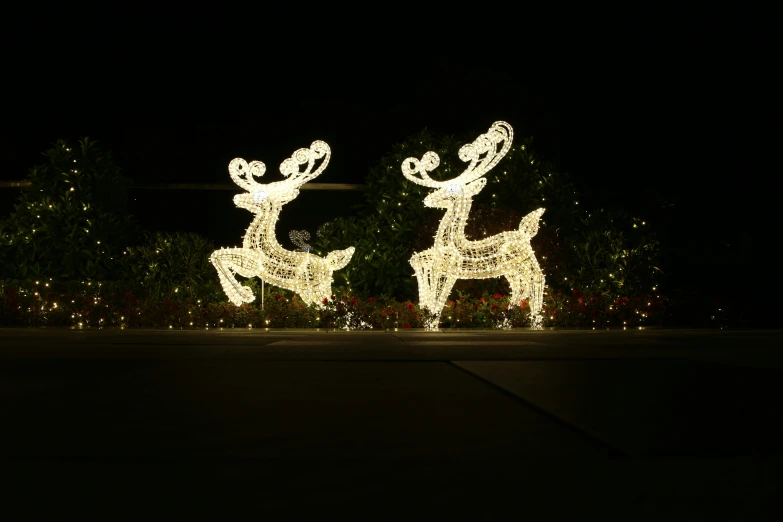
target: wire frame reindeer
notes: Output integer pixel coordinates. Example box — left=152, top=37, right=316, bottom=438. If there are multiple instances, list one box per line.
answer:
left=402, top=121, right=545, bottom=329
left=210, top=141, right=355, bottom=307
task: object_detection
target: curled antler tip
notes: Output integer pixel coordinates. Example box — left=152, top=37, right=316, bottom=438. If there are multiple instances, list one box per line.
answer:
left=421, top=151, right=440, bottom=170
left=310, top=140, right=330, bottom=154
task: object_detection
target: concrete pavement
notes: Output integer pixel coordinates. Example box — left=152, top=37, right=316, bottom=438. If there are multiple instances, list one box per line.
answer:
left=1, top=328, right=781, bottom=519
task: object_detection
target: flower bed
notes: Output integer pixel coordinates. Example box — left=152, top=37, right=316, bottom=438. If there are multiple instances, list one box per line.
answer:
left=0, top=280, right=667, bottom=329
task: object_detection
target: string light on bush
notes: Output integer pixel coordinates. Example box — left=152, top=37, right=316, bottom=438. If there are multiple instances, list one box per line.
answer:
left=210, top=141, right=355, bottom=307
left=402, top=121, right=546, bottom=329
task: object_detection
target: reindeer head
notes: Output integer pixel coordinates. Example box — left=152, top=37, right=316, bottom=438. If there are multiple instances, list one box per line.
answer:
left=401, top=121, right=513, bottom=209
left=230, top=140, right=330, bottom=212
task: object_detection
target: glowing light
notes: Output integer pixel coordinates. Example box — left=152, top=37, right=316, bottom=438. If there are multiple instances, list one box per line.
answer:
left=402, top=121, right=545, bottom=329
left=210, top=141, right=355, bottom=307
left=289, top=230, right=312, bottom=252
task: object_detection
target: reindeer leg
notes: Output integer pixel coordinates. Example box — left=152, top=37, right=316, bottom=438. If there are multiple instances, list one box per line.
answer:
left=507, top=272, right=544, bottom=330
left=505, top=275, right=525, bottom=329
left=410, top=252, right=435, bottom=324
left=209, top=248, right=257, bottom=306
left=428, top=273, right=457, bottom=330
left=527, top=272, right=546, bottom=330
left=507, top=275, right=527, bottom=309
left=417, top=247, right=462, bottom=330
left=411, top=264, right=435, bottom=328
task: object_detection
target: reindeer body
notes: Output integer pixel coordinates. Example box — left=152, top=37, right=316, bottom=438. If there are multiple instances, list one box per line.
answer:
left=210, top=141, right=354, bottom=307
left=403, top=122, right=545, bottom=329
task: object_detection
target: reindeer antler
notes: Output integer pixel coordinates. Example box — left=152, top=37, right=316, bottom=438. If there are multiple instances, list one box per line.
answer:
left=401, top=121, right=513, bottom=188
left=401, top=151, right=442, bottom=187
left=280, top=140, right=330, bottom=187
left=227, top=141, right=330, bottom=193
left=228, top=158, right=266, bottom=191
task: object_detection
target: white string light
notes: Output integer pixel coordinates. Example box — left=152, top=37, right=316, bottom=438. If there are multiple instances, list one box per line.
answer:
left=289, top=229, right=312, bottom=252
left=210, top=141, right=355, bottom=307
left=402, top=121, right=545, bottom=329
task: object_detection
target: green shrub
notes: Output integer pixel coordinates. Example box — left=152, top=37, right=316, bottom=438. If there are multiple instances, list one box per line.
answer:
left=0, top=138, right=137, bottom=280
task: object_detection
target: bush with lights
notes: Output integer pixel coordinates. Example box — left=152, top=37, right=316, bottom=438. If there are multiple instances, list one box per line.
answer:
left=0, top=138, right=138, bottom=280
left=0, top=280, right=668, bottom=329
left=1, top=132, right=668, bottom=329
left=118, top=231, right=224, bottom=302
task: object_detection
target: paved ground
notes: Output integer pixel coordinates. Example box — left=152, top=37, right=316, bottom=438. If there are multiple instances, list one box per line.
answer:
left=1, top=328, right=781, bottom=519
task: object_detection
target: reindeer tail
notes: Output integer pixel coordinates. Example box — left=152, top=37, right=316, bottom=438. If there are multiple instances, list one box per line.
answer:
left=519, top=208, right=545, bottom=237
left=326, top=247, right=355, bottom=271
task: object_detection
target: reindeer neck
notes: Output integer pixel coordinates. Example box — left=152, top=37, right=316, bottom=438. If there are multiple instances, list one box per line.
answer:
left=435, top=197, right=473, bottom=246
left=244, top=203, right=284, bottom=250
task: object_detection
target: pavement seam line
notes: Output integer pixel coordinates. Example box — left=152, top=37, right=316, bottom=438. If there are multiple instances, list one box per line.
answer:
left=448, top=361, right=635, bottom=458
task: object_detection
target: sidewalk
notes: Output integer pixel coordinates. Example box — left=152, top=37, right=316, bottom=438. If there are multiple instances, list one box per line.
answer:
left=1, top=328, right=781, bottom=518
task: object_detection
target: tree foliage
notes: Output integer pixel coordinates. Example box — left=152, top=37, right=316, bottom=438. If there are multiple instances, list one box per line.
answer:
left=118, top=231, right=224, bottom=301
left=0, top=138, right=137, bottom=280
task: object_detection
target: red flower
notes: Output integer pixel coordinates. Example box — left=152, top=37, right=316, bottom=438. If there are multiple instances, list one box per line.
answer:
left=402, top=323, right=411, bottom=328
left=368, top=297, right=376, bottom=304
left=557, top=292, right=562, bottom=297
left=381, top=309, right=387, bottom=316
left=492, top=293, right=503, bottom=300
left=491, top=304, right=499, bottom=310
left=572, top=290, right=582, bottom=297
left=322, top=298, right=329, bottom=305
left=406, top=302, right=414, bottom=310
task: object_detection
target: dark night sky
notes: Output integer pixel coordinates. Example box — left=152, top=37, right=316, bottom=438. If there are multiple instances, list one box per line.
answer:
left=3, top=47, right=774, bottom=300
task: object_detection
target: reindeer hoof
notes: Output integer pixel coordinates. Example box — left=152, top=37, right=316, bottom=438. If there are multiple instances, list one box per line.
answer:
left=227, top=285, right=255, bottom=306
left=239, top=285, right=255, bottom=303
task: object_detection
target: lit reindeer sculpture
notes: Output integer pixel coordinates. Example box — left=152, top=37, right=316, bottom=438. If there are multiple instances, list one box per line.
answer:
left=210, top=140, right=355, bottom=307
left=402, top=121, right=545, bottom=329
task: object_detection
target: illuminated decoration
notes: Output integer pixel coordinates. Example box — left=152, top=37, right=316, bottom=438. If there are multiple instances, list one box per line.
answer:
left=210, top=141, right=355, bottom=307
left=402, top=121, right=545, bottom=329
left=289, top=230, right=312, bottom=252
